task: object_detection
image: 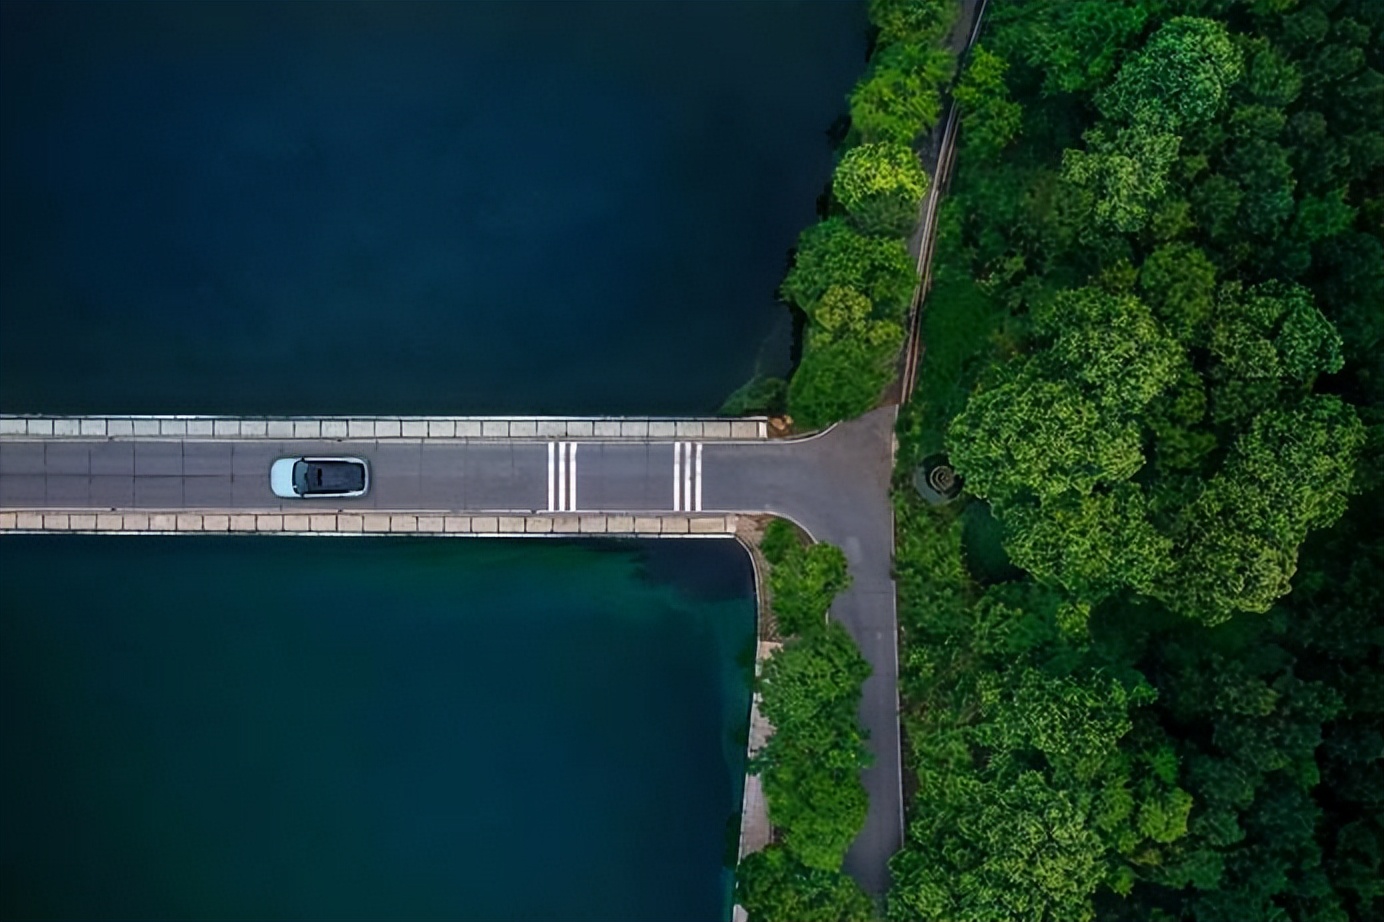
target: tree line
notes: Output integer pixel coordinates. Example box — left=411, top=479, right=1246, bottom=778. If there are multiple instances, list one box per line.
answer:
left=725, top=0, right=961, bottom=429
left=735, top=520, right=876, bottom=920
left=889, top=0, right=1381, bottom=920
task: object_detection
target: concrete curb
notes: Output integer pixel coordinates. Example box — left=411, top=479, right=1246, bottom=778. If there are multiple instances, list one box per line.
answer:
left=0, top=510, right=739, bottom=537
left=0, top=415, right=769, bottom=441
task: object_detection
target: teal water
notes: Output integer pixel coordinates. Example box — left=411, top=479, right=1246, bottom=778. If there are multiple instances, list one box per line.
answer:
left=0, top=536, right=757, bottom=920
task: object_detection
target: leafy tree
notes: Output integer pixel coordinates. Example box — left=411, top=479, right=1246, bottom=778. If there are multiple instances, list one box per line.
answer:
left=760, top=518, right=803, bottom=569
left=809, top=286, right=894, bottom=346
left=849, top=42, right=956, bottom=145
left=1062, top=124, right=1181, bottom=233
left=890, top=771, right=1111, bottom=922
left=1032, top=286, right=1184, bottom=413
left=790, top=310, right=903, bottom=429
left=947, top=368, right=1145, bottom=505
left=953, top=45, right=1023, bottom=159
left=1001, top=486, right=1172, bottom=599
left=1283, top=109, right=1348, bottom=194
left=736, top=845, right=874, bottom=922
left=770, top=539, right=852, bottom=637
left=892, top=499, right=976, bottom=664
left=1289, top=187, right=1355, bottom=246
left=755, top=623, right=873, bottom=870
left=1204, top=281, right=1344, bottom=426
left=867, top=0, right=960, bottom=47
left=1216, top=396, right=1362, bottom=540
left=1239, top=36, right=1303, bottom=108
left=1190, top=171, right=1247, bottom=250
left=1314, top=231, right=1384, bottom=397
left=1161, top=396, right=1363, bottom=622
left=1146, top=362, right=1218, bottom=474
left=787, top=286, right=909, bottom=430
left=1138, top=242, right=1218, bottom=344
left=975, top=668, right=1154, bottom=782
left=781, top=218, right=915, bottom=318
left=760, top=753, right=871, bottom=873
left=1223, top=136, right=1296, bottom=241
left=1097, top=16, right=1243, bottom=131
left=833, top=142, right=929, bottom=237
left=758, top=613, right=867, bottom=748
left=987, top=0, right=1152, bottom=95
left=1227, top=103, right=1287, bottom=144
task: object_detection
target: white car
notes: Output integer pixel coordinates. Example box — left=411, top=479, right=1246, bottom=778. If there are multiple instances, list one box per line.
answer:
left=270, top=457, right=370, bottom=499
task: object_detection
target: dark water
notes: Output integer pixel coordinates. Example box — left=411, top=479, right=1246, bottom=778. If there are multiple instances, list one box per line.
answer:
left=0, top=0, right=866, bottom=415
left=0, top=5, right=845, bottom=915
left=0, top=535, right=757, bottom=920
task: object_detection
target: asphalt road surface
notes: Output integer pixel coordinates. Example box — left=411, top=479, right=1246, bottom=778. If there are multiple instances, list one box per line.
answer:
left=0, top=406, right=904, bottom=894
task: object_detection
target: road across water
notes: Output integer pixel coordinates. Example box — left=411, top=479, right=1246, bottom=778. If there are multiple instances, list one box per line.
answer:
left=0, top=407, right=903, bottom=894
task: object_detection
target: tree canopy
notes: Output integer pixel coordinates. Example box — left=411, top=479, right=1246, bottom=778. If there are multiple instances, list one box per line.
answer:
left=833, top=142, right=929, bottom=237
left=781, top=219, right=915, bottom=320
left=737, top=529, right=872, bottom=916
left=889, top=0, right=1382, bottom=918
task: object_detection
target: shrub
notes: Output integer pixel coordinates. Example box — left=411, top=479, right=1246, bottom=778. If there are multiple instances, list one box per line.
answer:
left=781, top=218, right=915, bottom=319
left=833, top=142, right=929, bottom=236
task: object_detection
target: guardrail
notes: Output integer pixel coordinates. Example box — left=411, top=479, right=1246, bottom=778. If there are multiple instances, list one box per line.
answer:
left=0, top=510, right=740, bottom=536
left=0, top=415, right=769, bottom=440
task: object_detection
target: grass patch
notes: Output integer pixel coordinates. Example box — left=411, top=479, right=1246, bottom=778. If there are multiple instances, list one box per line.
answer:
left=899, top=272, right=1004, bottom=466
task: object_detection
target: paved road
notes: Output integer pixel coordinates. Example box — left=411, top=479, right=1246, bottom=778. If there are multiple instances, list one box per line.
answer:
left=0, top=407, right=903, bottom=892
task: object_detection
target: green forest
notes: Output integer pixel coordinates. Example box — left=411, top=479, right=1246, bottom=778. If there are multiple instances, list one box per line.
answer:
left=889, top=0, right=1382, bottom=920
left=736, top=0, right=1382, bottom=920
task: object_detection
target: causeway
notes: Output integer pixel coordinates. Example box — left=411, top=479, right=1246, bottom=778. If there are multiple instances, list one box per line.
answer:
left=0, top=407, right=902, bottom=894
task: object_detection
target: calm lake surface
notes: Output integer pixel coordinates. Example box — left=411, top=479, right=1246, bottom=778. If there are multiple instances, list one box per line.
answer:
left=1, top=536, right=757, bottom=920
left=0, top=3, right=862, bottom=917
left=0, top=0, right=866, bottom=415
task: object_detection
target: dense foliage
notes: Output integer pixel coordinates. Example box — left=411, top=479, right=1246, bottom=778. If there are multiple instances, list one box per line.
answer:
left=891, top=1, right=1382, bottom=920
left=736, top=520, right=875, bottom=920
left=834, top=142, right=931, bottom=237
left=737, top=845, right=874, bottom=922
left=735, top=0, right=962, bottom=427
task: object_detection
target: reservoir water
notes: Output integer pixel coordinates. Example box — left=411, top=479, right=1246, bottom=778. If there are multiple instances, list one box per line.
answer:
left=1, top=535, right=757, bottom=920
left=0, top=0, right=867, bottom=415
left=0, top=3, right=865, bottom=916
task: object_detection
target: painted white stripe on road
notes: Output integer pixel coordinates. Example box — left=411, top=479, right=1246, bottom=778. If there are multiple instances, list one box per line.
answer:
left=673, top=441, right=682, bottom=511
left=694, top=443, right=702, bottom=512
left=672, top=442, right=702, bottom=511
left=558, top=442, right=567, bottom=512
left=568, top=443, right=578, bottom=512
left=550, top=443, right=579, bottom=512
left=683, top=443, right=693, bottom=513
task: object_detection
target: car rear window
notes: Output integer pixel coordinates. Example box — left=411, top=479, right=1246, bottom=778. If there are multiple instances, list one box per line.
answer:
left=293, top=460, right=365, bottom=494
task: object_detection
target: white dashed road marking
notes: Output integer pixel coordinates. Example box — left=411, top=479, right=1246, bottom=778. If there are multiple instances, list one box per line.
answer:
left=549, top=443, right=579, bottom=512
left=672, top=442, right=702, bottom=511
